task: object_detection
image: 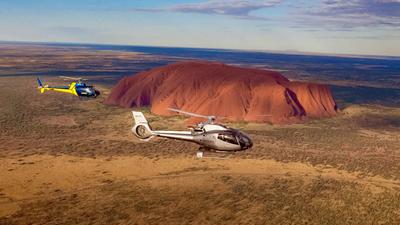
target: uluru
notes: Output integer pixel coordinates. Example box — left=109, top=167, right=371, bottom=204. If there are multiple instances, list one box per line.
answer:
left=105, top=61, right=338, bottom=123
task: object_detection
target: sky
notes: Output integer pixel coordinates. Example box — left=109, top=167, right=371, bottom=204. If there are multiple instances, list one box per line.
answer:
left=0, top=0, right=399, bottom=56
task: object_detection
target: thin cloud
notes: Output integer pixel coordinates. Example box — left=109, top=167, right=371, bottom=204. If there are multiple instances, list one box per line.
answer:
left=131, top=0, right=283, bottom=20
left=295, top=0, right=400, bottom=29
left=130, top=0, right=400, bottom=29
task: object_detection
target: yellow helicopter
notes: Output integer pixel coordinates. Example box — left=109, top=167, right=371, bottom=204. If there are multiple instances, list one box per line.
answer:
left=37, top=76, right=100, bottom=98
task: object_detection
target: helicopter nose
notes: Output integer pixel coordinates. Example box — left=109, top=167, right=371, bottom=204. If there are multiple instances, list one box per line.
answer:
left=239, top=135, right=253, bottom=150
left=247, top=140, right=253, bottom=148
left=245, top=139, right=253, bottom=149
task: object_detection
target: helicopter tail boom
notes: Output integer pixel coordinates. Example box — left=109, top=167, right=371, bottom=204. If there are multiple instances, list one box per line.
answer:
left=131, top=111, right=196, bottom=143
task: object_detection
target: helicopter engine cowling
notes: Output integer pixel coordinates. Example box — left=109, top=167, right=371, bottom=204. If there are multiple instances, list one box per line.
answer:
left=132, top=124, right=153, bottom=140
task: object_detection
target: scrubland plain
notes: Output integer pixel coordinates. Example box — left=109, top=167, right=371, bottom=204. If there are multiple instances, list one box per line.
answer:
left=1, top=76, right=400, bottom=225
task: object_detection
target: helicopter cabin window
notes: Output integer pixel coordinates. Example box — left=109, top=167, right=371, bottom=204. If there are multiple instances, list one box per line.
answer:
left=194, top=127, right=203, bottom=132
left=218, top=134, right=238, bottom=145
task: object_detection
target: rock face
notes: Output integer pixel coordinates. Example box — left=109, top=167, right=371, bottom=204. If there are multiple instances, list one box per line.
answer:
left=105, top=61, right=338, bottom=123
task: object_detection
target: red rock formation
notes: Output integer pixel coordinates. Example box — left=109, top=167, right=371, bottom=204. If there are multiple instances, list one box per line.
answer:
left=105, top=61, right=338, bottom=123
left=288, top=82, right=338, bottom=118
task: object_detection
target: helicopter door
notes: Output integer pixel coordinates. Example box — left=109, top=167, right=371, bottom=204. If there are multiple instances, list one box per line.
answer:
left=199, top=133, right=214, bottom=148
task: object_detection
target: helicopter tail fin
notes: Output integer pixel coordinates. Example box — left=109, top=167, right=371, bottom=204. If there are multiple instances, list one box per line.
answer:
left=132, top=111, right=154, bottom=141
left=37, top=78, right=43, bottom=87
left=37, top=78, right=46, bottom=93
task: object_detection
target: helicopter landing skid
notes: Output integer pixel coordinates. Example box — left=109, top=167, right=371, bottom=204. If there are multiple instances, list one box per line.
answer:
left=196, top=147, right=232, bottom=159
left=78, top=96, right=96, bottom=101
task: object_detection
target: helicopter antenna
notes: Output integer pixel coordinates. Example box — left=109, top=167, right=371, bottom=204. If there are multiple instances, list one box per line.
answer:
left=168, top=108, right=216, bottom=124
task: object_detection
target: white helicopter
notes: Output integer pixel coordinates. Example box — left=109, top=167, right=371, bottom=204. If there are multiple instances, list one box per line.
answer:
left=131, top=108, right=253, bottom=153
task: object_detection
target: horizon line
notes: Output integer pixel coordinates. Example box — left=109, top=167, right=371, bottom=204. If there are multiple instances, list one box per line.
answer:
left=1, top=40, right=399, bottom=60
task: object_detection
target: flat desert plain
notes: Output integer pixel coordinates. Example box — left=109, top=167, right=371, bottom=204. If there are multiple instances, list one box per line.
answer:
left=1, top=76, right=400, bottom=225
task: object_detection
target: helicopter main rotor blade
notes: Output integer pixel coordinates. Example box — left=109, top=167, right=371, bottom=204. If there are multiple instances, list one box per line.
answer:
left=59, top=76, right=79, bottom=80
left=59, top=76, right=88, bottom=81
left=168, top=108, right=211, bottom=119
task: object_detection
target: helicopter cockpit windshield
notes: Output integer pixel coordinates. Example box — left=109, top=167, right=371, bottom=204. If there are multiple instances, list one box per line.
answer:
left=217, top=130, right=253, bottom=149
left=237, top=131, right=252, bottom=149
left=217, top=132, right=239, bottom=145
